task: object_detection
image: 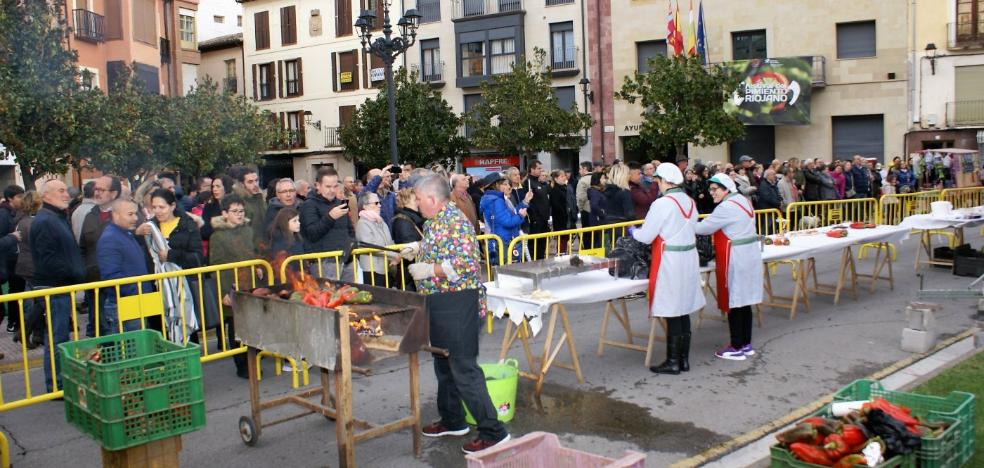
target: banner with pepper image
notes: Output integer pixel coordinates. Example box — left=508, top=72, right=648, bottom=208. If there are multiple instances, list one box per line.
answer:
left=725, top=56, right=813, bottom=126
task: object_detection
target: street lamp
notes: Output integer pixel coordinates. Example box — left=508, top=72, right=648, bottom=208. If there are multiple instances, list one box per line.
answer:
left=355, top=1, right=421, bottom=166
left=925, top=43, right=938, bottom=75
left=579, top=77, right=593, bottom=140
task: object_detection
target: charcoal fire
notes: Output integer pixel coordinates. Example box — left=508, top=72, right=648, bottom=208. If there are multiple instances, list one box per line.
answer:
left=349, top=312, right=383, bottom=337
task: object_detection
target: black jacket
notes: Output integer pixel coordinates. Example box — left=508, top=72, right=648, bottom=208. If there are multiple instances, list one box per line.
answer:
left=757, top=179, right=782, bottom=210
left=154, top=214, right=204, bottom=270
left=79, top=206, right=111, bottom=282
left=549, top=184, right=570, bottom=231
left=602, top=185, right=634, bottom=224
left=803, top=168, right=823, bottom=202
left=520, top=177, right=551, bottom=229
left=299, top=194, right=353, bottom=254
left=30, top=204, right=85, bottom=287
left=0, top=201, right=15, bottom=236
left=200, top=201, right=222, bottom=240
left=390, top=208, right=425, bottom=244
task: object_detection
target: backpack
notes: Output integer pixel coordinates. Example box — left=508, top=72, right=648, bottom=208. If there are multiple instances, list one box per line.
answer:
left=606, top=236, right=651, bottom=279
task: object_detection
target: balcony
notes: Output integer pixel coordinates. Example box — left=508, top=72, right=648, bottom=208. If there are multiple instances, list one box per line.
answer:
left=545, top=0, right=574, bottom=5
left=548, top=48, right=580, bottom=77
left=419, top=62, right=445, bottom=86
left=947, top=100, right=984, bottom=127
left=452, top=0, right=524, bottom=20
left=221, top=77, right=237, bottom=94
left=324, top=127, right=343, bottom=149
left=273, top=129, right=306, bottom=150
left=73, top=9, right=105, bottom=43
left=948, top=21, right=984, bottom=50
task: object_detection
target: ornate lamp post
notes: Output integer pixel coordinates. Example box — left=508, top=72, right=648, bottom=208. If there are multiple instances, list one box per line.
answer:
left=355, top=2, right=421, bottom=166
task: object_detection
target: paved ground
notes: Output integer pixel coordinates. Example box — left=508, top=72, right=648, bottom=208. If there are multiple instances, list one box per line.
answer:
left=2, top=231, right=983, bottom=467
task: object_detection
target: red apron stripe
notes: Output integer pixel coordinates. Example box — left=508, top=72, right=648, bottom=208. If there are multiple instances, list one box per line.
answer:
left=648, top=236, right=665, bottom=309
left=713, top=230, right=732, bottom=313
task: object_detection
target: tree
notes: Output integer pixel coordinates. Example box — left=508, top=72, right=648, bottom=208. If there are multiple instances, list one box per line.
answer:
left=339, top=67, right=467, bottom=169
left=464, top=48, right=592, bottom=164
left=0, top=1, right=85, bottom=186
left=616, top=54, right=744, bottom=160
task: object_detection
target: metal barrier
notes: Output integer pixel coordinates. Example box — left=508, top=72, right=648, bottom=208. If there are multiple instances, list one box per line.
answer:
left=506, top=220, right=643, bottom=263
left=785, top=198, right=878, bottom=230
left=278, top=234, right=505, bottom=288
left=877, top=191, right=940, bottom=225
left=940, top=187, right=984, bottom=209
left=0, top=260, right=273, bottom=413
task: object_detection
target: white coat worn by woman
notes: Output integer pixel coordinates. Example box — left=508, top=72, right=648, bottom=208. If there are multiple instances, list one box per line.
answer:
left=695, top=174, right=763, bottom=361
left=631, top=163, right=704, bottom=375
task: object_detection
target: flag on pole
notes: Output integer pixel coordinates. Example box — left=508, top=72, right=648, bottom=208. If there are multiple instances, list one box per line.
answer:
left=667, top=1, right=683, bottom=56
left=672, top=1, right=685, bottom=56
left=686, top=0, right=697, bottom=56
left=696, top=0, right=708, bottom=64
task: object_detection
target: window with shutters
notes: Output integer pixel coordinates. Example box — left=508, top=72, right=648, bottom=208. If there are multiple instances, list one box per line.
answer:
left=636, top=40, right=667, bottom=72
left=832, top=115, right=884, bottom=159
left=104, top=0, right=122, bottom=40
left=336, top=0, right=353, bottom=37
left=281, top=6, right=297, bottom=45
left=419, top=0, right=440, bottom=23
left=131, top=0, right=156, bottom=45
left=237, top=15, right=243, bottom=27
left=286, top=111, right=305, bottom=148
left=337, top=50, right=359, bottom=91
left=421, top=39, right=442, bottom=81
left=339, top=105, right=356, bottom=129
left=258, top=62, right=275, bottom=100
left=285, top=59, right=302, bottom=97
left=214, top=15, right=224, bottom=24
left=224, top=59, right=237, bottom=93
left=554, top=86, right=575, bottom=111
left=732, top=29, right=767, bottom=60
left=255, top=11, right=270, bottom=50
left=461, top=41, right=484, bottom=77
left=179, top=11, right=196, bottom=50
left=463, top=94, right=482, bottom=137
left=362, top=0, right=384, bottom=31
left=836, top=21, right=876, bottom=59
left=550, top=22, right=575, bottom=70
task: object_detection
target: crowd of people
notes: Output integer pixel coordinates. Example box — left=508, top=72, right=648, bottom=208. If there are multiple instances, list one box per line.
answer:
left=0, top=152, right=937, bottom=389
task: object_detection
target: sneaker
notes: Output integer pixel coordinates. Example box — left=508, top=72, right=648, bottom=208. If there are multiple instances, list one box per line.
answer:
left=282, top=363, right=294, bottom=372
left=462, top=434, right=511, bottom=454
left=715, top=346, right=747, bottom=361
left=422, top=422, right=470, bottom=438
left=740, top=344, right=756, bottom=356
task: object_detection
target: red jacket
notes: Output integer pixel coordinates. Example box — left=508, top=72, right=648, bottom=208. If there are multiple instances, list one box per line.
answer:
left=629, top=182, right=659, bottom=220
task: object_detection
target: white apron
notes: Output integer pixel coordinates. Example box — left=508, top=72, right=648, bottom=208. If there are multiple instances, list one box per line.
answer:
left=694, top=194, right=764, bottom=310
left=631, top=190, right=705, bottom=318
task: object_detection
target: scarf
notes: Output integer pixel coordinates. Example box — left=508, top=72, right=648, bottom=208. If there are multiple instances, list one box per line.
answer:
left=359, top=209, right=384, bottom=223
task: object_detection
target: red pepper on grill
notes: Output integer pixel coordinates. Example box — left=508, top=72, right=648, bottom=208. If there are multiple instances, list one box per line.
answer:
left=789, top=443, right=834, bottom=466
left=326, top=286, right=357, bottom=309
left=822, top=433, right=850, bottom=459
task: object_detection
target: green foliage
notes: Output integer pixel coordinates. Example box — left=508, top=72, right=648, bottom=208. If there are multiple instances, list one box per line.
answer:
left=616, top=54, right=744, bottom=158
left=340, top=67, right=467, bottom=169
left=464, top=48, right=592, bottom=161
left=913, top=350, right=984, bottom=466
left=0, top=0, right=84, bottom=186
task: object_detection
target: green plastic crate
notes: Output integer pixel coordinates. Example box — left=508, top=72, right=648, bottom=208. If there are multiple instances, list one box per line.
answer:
left=770, top=445, right=912, bottom=468
left=59, top=330, right=205, bottom=450
left=833, top=379, right=975, bottom=466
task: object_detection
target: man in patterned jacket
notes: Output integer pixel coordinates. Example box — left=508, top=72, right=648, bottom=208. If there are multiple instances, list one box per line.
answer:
left=401, top=174, right=511, bottom=454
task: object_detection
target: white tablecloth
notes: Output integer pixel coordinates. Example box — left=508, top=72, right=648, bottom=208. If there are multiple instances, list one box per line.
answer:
left=762, top=224, right=911, bottom=262
left=485, top=269, right=647, bottom=336
left=898, top=213, right=984, bottom=231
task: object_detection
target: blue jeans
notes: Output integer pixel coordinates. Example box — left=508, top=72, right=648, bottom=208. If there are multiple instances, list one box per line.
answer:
left=41, top=291, right=72, bottom=393
left=100, top=301, right=141, bottom=336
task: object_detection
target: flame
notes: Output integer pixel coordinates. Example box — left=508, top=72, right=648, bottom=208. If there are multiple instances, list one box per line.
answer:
left=284, top=273, right=381, bottom=336
left=349, top=312, right=384, bottom=337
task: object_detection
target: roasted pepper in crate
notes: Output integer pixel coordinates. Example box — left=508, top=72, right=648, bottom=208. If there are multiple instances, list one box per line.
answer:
left=832, top=454, right=866, bottom=468
left=840, top=424, right=867, bottom=448
left=345, top=290, right=373, bottom=304
left=804, top=417, right=844, bottom=436
left=823, top=433, right=850, bottom=459
left=789, top=442, right=834, bottom=466
left=776, top=423, right=818, bottom=445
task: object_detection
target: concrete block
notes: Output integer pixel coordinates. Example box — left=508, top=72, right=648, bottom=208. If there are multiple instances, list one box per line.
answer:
left=906, top=307, right=936, bottom=331
left=901, top=328, right=937, bottom=353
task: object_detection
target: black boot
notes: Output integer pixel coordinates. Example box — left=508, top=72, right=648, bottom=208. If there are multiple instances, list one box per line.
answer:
left=650, top=335, right=682, bottom=375
left=679, top=333, right=691, bottom=372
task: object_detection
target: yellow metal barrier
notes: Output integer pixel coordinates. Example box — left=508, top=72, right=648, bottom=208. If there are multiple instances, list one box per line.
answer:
left=940, top=187, right=984, bottom=209
left=0, top=260, right=273, bottom=413
left=507, top=220, right=643, bottom=263
left=785, top=198, right=878, bottom=230
left=877, top=191, right=940, bottom=225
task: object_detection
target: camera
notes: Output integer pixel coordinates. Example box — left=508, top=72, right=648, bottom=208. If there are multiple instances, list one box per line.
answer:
left=389, top=166, right=403, bottom=175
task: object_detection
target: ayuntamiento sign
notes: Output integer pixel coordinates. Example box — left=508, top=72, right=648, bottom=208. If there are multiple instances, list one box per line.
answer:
left=725, top=57, right=813, bottom=125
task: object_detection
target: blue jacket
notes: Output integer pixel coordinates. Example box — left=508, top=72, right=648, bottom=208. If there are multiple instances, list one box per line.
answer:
left=851, top=166, right=871, bottom=196
left=895, top=169, right=916, bottom=192
left=30, top=204, right=84, bottom=287
left=97, top=223, right=152, bottom=299
left=479, top=191, right=527, bottom=252
left=361, top=175, right=396, bottom=226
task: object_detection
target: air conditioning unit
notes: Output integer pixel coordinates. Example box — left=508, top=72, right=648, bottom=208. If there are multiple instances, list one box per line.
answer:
left=926, top=114, right=939, bottom=127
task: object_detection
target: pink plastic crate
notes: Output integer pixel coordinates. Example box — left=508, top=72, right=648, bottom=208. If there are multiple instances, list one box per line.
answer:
left=465, top=432, right=647, bottom=468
